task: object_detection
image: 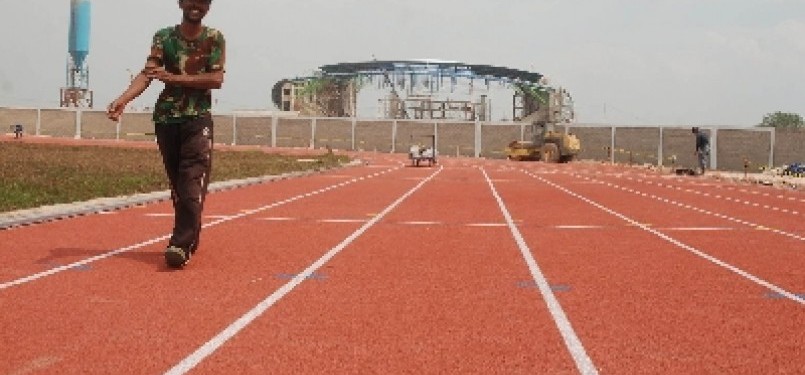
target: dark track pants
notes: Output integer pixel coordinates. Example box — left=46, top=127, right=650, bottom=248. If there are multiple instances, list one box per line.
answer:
left=155, top=115, right=213, bottom=253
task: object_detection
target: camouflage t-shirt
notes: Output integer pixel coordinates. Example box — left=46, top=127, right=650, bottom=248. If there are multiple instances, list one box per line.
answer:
left=149, top=25, right=225, bottom=124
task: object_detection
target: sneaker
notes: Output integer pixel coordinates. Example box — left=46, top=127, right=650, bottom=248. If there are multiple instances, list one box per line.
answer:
left=165, top=246, right=190, bottom=268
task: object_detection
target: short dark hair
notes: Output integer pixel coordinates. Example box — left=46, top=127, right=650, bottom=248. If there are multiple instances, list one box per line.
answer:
left=691, top=127, right=699, bottom=133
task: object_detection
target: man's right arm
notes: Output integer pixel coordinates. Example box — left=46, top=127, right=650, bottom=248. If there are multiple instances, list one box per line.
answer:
left=107, top=41, right=162, bottom=122
left=106, top=72, right=152, bottom=122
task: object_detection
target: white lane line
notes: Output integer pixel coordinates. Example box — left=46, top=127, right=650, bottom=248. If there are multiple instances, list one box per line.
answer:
left=257, top=217, right=297, bottom=221
left=635, top=176, right=805, bottom=216
left=205, top=215, right=234, bottom=220
left=573, top=174, right=805, bottom=242
left=662, top=227, right=735, bottom=231
left=466, top=223, right=508, bottom=227
left=318, top=219, right=368, bottom=223
left=0, top=167, right=401, bottom=291
left=0, top=235, right=171, bottom=291
left=164, top=166, right=443, bottom=375
left=527, top=171, right=805, bottom=306
left=145, top=213, right=232, bottom=220
left=555, top=225, right=605, bottom=230
left=400, top=221, right=442, bottom=225
left=482, top=169, right=599, bottom=375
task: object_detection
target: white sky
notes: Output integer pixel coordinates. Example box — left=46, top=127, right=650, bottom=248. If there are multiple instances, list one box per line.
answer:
left=1, top=0, right=803, bottom=126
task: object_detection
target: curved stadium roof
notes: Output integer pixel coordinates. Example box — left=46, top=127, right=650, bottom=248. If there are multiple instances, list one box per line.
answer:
left=272, top=59, right=549, bottom=110
left=315, top=60, right=544, bottom=85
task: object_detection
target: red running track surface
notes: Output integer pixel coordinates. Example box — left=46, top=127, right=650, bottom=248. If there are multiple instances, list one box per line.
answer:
left=1, top=151, right=803, bottom=374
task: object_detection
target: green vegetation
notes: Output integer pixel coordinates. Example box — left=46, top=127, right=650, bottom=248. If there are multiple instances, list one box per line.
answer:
left=514, top=83, right=549, bottom=105
left=758, top=111, right=804, bottom=129
left=297, top=75, right=364, bottom=98
left=0, top=143, right=350, bottom=213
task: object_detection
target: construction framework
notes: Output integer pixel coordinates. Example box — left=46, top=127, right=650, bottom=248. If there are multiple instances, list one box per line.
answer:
left=272, top=60, right=572, bottom=122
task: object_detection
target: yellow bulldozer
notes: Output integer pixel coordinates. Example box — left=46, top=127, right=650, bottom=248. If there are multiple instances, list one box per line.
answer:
left=505, top=87, right=581, bottom=163
left=505, top=123, right=581, bottom=162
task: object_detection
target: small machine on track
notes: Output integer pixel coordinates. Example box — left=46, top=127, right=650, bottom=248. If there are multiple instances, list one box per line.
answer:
left=408, top=135, right=437, bottom=167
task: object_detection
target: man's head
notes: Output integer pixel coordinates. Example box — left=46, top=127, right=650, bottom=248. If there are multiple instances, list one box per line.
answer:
left=691, top=127, right=699, bottom=134
left=179, top=0, right=212, bottom=24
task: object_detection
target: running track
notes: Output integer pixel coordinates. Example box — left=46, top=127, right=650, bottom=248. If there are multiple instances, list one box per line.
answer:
left=1, top=152, right=803, bottom=374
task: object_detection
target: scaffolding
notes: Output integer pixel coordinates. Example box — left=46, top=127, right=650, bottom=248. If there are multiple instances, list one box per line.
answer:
left=273, top=60, right=564, bottom=121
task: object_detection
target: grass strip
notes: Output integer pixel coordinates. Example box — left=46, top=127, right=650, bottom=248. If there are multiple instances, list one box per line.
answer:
left=0, top=142, right=350, bottom=213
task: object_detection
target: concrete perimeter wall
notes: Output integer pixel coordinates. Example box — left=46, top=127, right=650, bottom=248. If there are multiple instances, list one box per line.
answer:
left=2, top=107, right=803, bottom=172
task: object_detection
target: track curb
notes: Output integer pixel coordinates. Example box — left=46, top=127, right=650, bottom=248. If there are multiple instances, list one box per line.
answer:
left=0, top=160, right=364, bottom=230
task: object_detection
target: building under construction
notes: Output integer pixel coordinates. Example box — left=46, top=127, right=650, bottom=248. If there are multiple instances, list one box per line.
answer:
left=271, top=60, right=573, bottom=122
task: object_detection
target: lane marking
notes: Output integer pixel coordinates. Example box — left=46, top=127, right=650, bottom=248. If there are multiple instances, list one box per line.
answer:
left=482, top=168, right=599, bottom=375
left=617, top=174, right=805, bottom=214
left=554, top=225, right=605, bottom=230
left=0, top=236, right=170, bottom=291
left=145, top=213, right=232, bottom=220
left=205, top=215, right=234, bottom=220
left=573, top=173, right=805, bottom=242
left=318, top=219, right=368, bottom=223
left=400, top=221, right=442, bottom=225
left=42, top=262, right=92, bottom=272
left=765, top=292, right=805, bottom=300
left=7, top=356, right=62, bottom=375
left=527, top=171, right=805, bottom=306
left=257, top=217, right=297, bottom=221
left=0, top=167, right=401, bottom=291
left=164, top=166, right=443, bottom=375
left=275, top=272, right=328, bottom=281
left=662, top=227, right=735, bottom=231
left=466, top=223, right=507, bottom=227
left=551, top=284, right=573, bottom=292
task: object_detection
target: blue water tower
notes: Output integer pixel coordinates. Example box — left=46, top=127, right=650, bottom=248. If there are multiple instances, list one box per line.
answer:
left=61, top=0, right=93, bottom=107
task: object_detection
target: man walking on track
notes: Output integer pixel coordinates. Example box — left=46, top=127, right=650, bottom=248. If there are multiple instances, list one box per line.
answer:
left=106, top=0, right=226, bottom=268
left=692, top=127, right=710, bottom=175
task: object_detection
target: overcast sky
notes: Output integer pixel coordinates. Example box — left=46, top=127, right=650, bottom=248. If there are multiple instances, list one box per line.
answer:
left=1, top=0, right=803, bottom=126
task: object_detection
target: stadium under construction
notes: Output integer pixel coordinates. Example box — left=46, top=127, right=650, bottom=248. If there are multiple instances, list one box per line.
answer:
left=271, top=60, right=574, bottom=122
